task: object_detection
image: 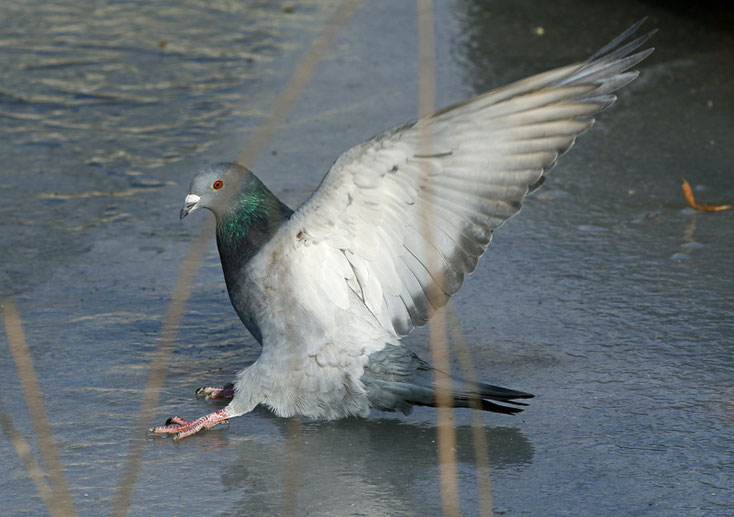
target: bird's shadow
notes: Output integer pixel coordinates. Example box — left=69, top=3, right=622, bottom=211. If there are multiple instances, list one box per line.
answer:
left=211, top=412, right=534, bottom=516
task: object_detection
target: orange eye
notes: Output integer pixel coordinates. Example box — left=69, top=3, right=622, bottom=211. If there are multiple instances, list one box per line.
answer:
left=212, top=180, right=223, bottom=190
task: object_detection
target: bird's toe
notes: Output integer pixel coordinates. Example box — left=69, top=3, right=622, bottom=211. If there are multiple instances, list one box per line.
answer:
left=195, top=384, right=235, bottom=400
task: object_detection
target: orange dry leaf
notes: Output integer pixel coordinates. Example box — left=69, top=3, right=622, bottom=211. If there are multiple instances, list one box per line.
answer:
left=681, top=178, right=733, bottom=212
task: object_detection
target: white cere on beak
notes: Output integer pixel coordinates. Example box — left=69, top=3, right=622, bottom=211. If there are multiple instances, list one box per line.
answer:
left=180, top=194, right=202, bottom=219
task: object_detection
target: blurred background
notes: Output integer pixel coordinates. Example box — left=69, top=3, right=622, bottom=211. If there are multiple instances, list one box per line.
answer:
left=1, top=1, right=732, bottom=515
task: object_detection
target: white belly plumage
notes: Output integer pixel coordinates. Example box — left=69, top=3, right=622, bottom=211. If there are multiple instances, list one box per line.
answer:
left=232, top=263, right=397, bottom=419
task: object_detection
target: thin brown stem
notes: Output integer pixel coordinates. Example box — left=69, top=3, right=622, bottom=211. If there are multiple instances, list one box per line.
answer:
left=111, top=1, right=364, bottom=515
left=416, top=1, right=460, bottom=516
left=2, top=300, right=78, bottom=517
left=236, top=0, right=364, bottom=169
left=111, top=223, right=210, bottom=517
left=282, top=418, right=303, bottom=517
left=447, top=303, right=494, bottom=517
left=0, top=403, right=56, bottom=514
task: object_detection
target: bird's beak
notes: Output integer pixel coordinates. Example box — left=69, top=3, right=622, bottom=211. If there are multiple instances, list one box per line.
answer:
left=180, top=194, right=201, bottom=220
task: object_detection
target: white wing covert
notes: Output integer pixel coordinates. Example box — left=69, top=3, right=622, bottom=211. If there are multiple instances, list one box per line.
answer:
left=269, top=22, right=655, bottom=339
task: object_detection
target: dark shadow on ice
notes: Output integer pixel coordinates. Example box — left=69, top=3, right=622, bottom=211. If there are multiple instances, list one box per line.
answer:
left=214, top=415, right=533, bottom=516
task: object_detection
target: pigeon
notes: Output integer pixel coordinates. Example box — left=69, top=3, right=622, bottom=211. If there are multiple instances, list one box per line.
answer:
left=150, top=20, right=655, bottom=439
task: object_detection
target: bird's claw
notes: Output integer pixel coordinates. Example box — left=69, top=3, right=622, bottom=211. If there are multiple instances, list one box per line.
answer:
left=165, top=416, right=189, bottom=426
left=195, top=383, right=235, bottom=400
left=146, top=416, right=192, bottom=437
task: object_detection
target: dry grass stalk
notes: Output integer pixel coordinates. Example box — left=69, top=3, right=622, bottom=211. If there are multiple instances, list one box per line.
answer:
left=2, top=300, right=78, bottom=516
left=416, top=1, right=461, bottom=515
left=112, top=1, right=364, bottom=515
left=447, top=304, right=494, bottom=517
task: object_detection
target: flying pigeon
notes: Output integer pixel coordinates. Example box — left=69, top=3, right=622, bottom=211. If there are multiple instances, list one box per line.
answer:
left=150, top=20, right=655, bottom=439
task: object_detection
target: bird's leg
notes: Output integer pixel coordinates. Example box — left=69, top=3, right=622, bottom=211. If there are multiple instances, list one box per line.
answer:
left=147, top=408, right=233, bottom=440
left=195, top=383, right=235, bottom=400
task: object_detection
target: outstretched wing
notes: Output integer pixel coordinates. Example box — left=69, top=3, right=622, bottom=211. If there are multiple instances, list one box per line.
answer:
left=268, top=21, right=655, bottom=339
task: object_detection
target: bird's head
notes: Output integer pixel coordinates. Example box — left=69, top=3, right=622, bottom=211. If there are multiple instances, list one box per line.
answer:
left=180, top=162, right=250, bottom=220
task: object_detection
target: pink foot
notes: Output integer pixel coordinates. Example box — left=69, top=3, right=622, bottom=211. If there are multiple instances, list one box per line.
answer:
left=147, top=409, right=230, bottom=440
left=195, top=383, right=235, bottom=400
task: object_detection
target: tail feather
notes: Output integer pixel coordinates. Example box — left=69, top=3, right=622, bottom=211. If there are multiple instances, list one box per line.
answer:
left=474, top=381, right=534, bottom=403
left=429, top=379, right=535, bottom=415
left=361, top=344, right=534, bottom=416
left=364, top=377, right=535, bottom=416
left=451, top=398, right=526, bottom=415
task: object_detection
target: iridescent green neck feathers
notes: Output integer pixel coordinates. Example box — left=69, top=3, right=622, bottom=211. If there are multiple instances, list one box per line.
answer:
left=218, top=191, right=268, bottom=244
left=215, top=182, right=292, bottom=262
